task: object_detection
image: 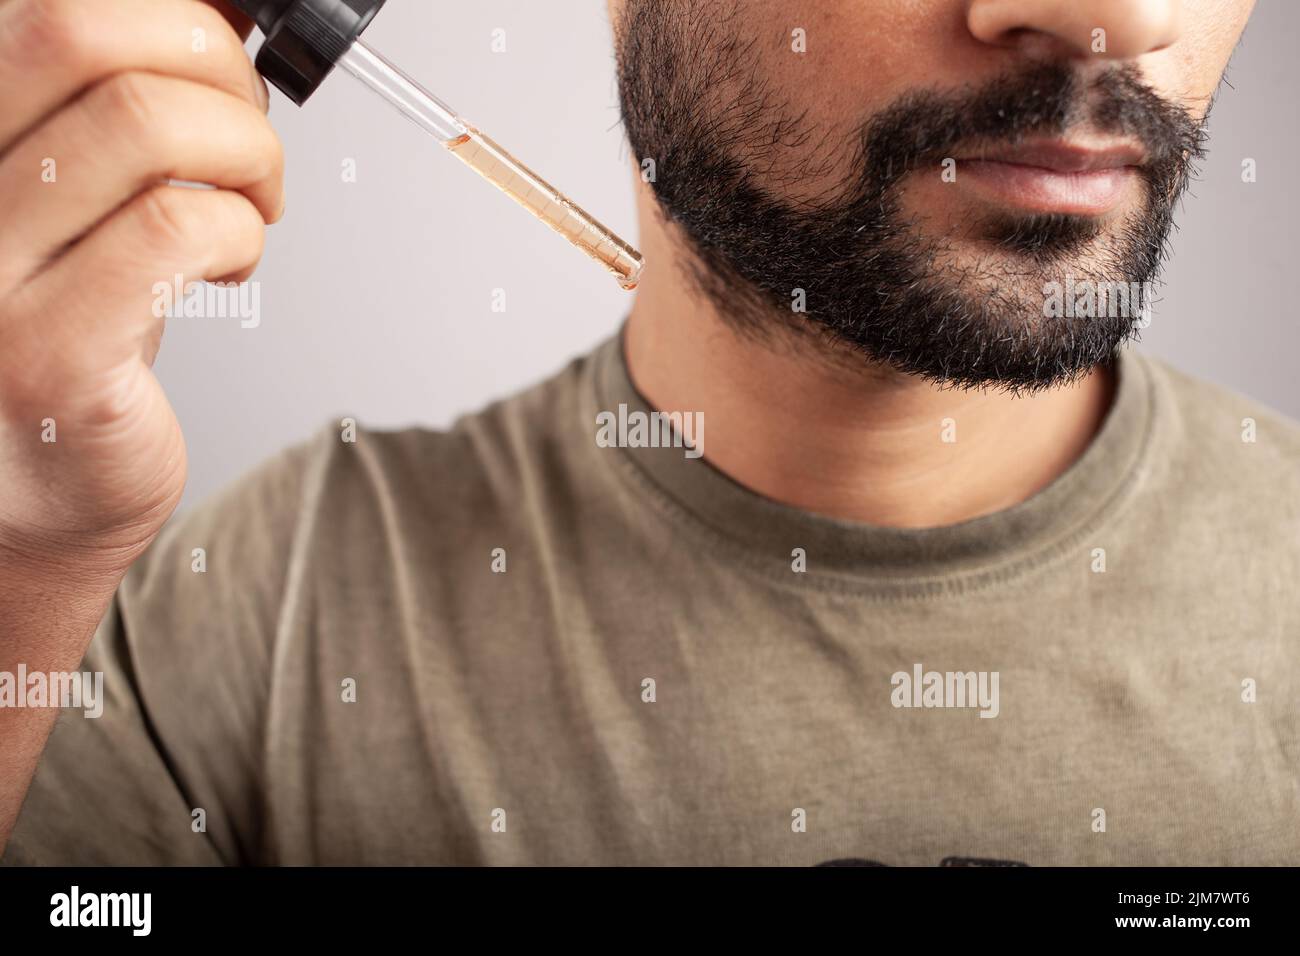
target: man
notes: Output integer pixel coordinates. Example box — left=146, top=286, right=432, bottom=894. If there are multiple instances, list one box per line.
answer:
left=1, top=0, right=1292, bottom=866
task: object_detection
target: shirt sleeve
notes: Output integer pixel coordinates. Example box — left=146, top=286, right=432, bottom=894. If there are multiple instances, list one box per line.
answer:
left=2, top=430, right=324, bottom=866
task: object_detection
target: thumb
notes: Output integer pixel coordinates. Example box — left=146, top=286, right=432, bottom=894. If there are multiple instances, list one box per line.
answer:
left=204, top=1, right=257, bottom=42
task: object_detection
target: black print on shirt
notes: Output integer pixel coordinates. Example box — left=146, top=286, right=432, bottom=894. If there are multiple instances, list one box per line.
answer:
left=816, top=856, right=1029, bottom=867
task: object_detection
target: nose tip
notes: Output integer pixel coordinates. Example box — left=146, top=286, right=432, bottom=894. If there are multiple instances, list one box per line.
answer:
left=967, top=0, right=1181, bottom=60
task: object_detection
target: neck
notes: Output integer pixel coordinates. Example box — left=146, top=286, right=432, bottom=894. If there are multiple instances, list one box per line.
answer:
left=622, top=185, right=1117, bottom=529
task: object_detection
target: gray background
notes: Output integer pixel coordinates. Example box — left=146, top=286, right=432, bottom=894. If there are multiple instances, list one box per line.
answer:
left=158, top=0, right=1299, bottom=508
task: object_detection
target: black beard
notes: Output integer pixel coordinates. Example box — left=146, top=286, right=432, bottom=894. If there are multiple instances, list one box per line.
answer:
left=614, top=1, right=1208, bottom=392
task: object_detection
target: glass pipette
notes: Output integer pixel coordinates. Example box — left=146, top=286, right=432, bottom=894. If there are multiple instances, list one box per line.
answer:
left=228, top=0, right=643, bottom=290
left=337, top=41, right=644, bottom=290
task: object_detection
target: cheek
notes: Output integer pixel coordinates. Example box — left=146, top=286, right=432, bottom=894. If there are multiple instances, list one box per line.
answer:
left=774, top=2, right=968, bottom=127
left=1139, top=0, right=1253, bottom=119
left=745, top=1, right=968, bottom=194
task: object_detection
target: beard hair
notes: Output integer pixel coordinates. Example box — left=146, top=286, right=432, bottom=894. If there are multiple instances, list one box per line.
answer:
left=614, top=0, right=1208, bottom=393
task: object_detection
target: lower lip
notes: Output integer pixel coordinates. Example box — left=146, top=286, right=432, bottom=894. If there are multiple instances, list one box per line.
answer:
left=959, top=159, right=1138, bottom=216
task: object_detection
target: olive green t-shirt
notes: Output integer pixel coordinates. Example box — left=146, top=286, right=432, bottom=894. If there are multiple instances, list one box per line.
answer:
left=5, top=330, right=1299, bottom=865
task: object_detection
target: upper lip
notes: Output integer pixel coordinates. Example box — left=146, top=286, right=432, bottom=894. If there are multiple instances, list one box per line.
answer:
left=960, top=139, right=1147, bottom=172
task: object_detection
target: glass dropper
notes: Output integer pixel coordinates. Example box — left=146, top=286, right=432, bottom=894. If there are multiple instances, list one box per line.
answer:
left=337, top=41, right=644, bottom=290
left=229, top=0, right=644, bottom=290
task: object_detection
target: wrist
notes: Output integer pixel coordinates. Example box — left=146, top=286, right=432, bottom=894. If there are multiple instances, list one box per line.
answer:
left=0, top=521, right=155, bottom=594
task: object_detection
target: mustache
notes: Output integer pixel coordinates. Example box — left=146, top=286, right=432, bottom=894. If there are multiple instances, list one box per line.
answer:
left=612, top=4, right=1199, bottom=390
left=858, top=61, right=1207, bottom=192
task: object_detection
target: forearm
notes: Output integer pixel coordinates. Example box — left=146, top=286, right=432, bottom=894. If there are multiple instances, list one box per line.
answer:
left=0, top=554, right=125, bottom=852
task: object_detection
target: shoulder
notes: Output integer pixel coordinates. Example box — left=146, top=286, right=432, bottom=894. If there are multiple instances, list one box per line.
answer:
left=1135, top=350, right=1300, bottom=541
left=141, top=339, right=607, bottom=574
left=1140, top=351, right=1300, bottom=472
left=306, top=343, right=607, bottom=534
left=120, top=424, right=321, bottom=627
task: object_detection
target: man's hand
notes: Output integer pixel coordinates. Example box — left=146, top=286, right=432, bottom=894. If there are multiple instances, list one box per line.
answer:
left=0, top=0, right=284, bottom=849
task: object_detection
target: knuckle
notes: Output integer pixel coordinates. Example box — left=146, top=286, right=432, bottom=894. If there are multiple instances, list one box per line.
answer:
left=135, top=187, right=199, bottom=252
left=99, top=72, right=161, bottom=138
left=7, top=0, right=92, bottom=67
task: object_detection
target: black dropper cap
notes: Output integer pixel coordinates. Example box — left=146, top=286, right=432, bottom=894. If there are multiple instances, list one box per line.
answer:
left=228, top=0, right=388, bottom=105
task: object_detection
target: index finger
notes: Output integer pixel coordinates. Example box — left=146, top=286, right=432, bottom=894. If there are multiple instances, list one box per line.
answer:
left=0, top=0, right=267, bottom=151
